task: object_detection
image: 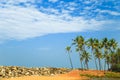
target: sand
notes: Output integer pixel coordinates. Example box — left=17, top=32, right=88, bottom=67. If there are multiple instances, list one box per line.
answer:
left=1, top=70, right=105, bottom=80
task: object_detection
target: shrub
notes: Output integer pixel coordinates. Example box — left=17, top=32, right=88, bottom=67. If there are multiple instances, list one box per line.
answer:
left=105, top=72, right=120, bottom=78
left=111, top=64, right=120, bottom=72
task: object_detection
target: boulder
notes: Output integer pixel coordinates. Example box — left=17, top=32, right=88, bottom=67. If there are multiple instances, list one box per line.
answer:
left=0, top=66, right=70, bottom=78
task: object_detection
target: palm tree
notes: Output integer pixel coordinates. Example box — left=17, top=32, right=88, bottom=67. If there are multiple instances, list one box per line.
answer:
left=86, top=38, right=98, bottom=70
left=94, top=38, right=103, bottom=70
left=106, top=53, right=111, bottom=70
left=94, top=49, right=103, bottom=70
left=110, top=48, right=120, bottom=72
left=72, top=36, right=85, bottom=69
left=116, top=48, right=120, bottom=64
left=76, top=47, right=84, bottom=70
left=102, top=38, right=109, bottom=70
left=109, top=38, right=118, bottom=53
left=109, top=39, right=118, bottom=68
left=65, top=46, right=73, bottom=69
left=113, top=48, right=120, bottom=68
left=82, top=51, right=91, bottom=69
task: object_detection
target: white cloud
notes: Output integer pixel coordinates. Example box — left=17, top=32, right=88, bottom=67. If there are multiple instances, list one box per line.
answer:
left=0, top=0, right=119, bottom=42
left=48, top=0, right=58, bottom=3
left=40, top=7, right=60, bottom=15
left=84, top=1, right=91, bottom=4
left=96, top=9, right=120, bottom=16
left=0, top=6, right=105, bottom=41
left=0, top=0, right=35, bottom=5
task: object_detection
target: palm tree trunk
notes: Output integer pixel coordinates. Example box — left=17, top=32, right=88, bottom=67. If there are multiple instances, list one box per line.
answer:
left=104, top=60, right=106, bottom=71
left=86, top=61, right=89, bottom=69
left=95, top=57, right=98, bottom=70
left=98, top=58, right=102, bottom=70
left=84, top=61, right=86, bottom=70
left=107, top=63, right=109, bottom=70
left=68, top=52, right=73, bottom=69
left=79, top=52, right=83, bottom=70
left=81, top=61, right=83, bottom=70
left=92, top=49, right=98, bottom=70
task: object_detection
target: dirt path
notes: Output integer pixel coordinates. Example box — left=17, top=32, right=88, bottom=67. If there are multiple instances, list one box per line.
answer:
left=1, top=70, right=104, bottom=80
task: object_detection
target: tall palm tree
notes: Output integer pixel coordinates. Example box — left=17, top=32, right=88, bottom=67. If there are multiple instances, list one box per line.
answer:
left=76, top=47, right=83, bottom=70
left=94, top=38, right=103, bottom=70
left=82, top=51, right=91, bottom=69
left=109, top=38, right=118, bottom=53
left=72, top=36, right=85, bottom=69
left=112, top=48, right=120, bottom=66
left=110, top=48, right=120, bottom=72
left=116, top=48, right=120, bottom=64
left=109, top=39, right=118, bottom=67
left=86, top=38, right=98, bottom=70
left=102, top=38, right=109, bottom=70
left=94, top=49, right=103, bottom=70
left=65, top=46, right=73, bottom=69
left=106, top=53, right=111, bottom=70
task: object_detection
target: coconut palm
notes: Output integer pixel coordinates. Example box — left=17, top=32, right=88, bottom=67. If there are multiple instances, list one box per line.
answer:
left=86, top=38, right=98, bottom=70
left=68, top=36, right=119, bottom=71
left=72, top=36, right=85, bottom=69
left=106, top=53, right=111, bottom=70
left=93, top=38, right=103, bottom=70
left=82, top=51, right=91, bottom=69
left=76, top=47, right=84, bottom=70
left=94, top=49, right=103, bottom=70
left=116, top=48, right=120, bottom=64
left=102, top=38, right=109, bottom=70
left=109, top=38, right=118, bottom=53
left=110, top=48, right=120, bottom=72
left=109, top=39, right=118, bottom=67
left=65, top=46, right=73, bottom=69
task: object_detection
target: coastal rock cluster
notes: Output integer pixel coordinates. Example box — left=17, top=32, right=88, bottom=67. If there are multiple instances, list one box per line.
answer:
left=0, top=66, right=70, bottom=78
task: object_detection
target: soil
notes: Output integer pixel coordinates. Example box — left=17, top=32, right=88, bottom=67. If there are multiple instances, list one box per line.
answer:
left=1, top=70, right=105, bottom=80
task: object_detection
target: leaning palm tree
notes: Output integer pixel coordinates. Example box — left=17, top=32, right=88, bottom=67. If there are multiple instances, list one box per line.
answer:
left=65, top=46, right=73, bottom=69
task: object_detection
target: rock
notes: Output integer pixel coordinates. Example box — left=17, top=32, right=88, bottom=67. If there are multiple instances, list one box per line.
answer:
left=0, top=66, right=70, bottom=78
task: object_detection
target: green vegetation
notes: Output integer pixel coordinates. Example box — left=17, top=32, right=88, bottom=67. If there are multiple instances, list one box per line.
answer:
left=80, top=74, right=101, bottom=78
left=105, top=72, right=120, bottom=78
left=80, top=72, right=120, bottom=78
left=66, top=36, right=120, bottom=72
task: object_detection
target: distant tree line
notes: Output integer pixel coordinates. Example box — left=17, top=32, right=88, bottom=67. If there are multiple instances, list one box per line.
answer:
left=66, top=36, right=120, bottom=72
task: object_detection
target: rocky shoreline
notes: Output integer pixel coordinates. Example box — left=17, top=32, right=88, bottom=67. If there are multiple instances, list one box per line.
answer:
left=0, top=66, right=71, bottom=78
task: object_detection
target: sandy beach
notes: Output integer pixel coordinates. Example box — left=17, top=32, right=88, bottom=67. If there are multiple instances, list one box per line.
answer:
left=1, top=70, right=105, bottom=80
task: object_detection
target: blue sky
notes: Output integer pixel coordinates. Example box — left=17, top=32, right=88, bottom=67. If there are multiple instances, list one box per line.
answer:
left=0, top=0, right=120, bottom=68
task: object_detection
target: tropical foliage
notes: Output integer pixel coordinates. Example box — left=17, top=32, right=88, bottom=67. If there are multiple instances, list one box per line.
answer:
left=66, top=36, right=120, bottom=71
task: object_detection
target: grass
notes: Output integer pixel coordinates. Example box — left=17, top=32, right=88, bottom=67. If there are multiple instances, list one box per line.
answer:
left=80, top=74, right=102, bottom=78
left=80, top=71, right=120, bottom=78
left=105, top=72, right=120, bottom=78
